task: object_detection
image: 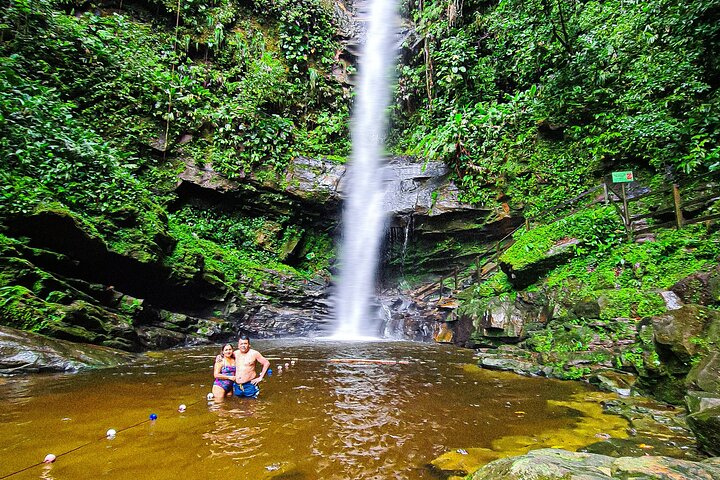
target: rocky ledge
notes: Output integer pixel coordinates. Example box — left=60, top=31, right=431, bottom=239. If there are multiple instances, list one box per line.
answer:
left=0, top=325, right=135, bottom=374
left=470, top=448, right=720, bottom=480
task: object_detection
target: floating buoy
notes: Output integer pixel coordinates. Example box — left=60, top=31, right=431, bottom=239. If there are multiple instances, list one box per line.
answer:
left=178, top=404, right=187, bottom=412
left=43, top=454, right=56, bottom=464
left=149, top=413, right=158, bottom=421
left=206, top=392, right=214, bottom=401
left=106, top=429, right=117, bottom=438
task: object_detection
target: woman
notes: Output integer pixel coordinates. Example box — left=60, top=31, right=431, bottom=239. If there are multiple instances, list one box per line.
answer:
left=212, top=344, right=236, bottom=400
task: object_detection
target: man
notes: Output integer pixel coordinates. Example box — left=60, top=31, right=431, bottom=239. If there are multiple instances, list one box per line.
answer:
left=233, top=335, right=270, bottom=398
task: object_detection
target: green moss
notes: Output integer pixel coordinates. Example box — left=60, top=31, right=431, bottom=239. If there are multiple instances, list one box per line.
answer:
left=461, top=272, right=513, bottom=300
left=545, top=225, right=720, bottom=307
left=500, top=206, right=625, bottom=270
left=597, top=289, right=667, bottom=320
left=296, top=230, right=334, bottom=274
left=165, top=216, right=308, bottom=292
left=0, top=285, right=60, bottom=332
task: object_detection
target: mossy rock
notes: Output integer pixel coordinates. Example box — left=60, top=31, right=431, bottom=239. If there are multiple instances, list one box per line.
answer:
left=686, top=390, right=720, bottom=414
left=686, top=351, right=720, bottom=395
left=499, top=207, right=624, bottom=289
left=687, top=405, right=720, bottom=456
left=0, top=325, right=134, bottom=373
left=652, top=305, right=720, bottom=363
left=470, top=448, right=720, bottom=479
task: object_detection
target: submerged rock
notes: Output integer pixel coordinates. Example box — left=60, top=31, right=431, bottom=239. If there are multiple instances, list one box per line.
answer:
left=470, top=448, right=720, bottom=480
left=600, top=395, right=700, bottom=459
left=0, top=325, right=134, bottom=374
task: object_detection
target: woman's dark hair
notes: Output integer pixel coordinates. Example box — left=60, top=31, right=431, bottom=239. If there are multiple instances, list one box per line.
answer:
left=218, top=343, right=235, bottom=360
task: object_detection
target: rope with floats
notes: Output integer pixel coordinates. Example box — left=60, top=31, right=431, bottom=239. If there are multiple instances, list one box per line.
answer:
left=0, top=394, right=209, bottom=480
left=0, top=356, right=298, bottom=479
left=0, top=355, right=412, bottom=479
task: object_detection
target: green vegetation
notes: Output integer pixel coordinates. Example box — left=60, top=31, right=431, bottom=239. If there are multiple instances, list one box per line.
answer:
left=166, top=208, right=333, bottom=286
left=462, top=204, right=720, bottom=383
left=0, top=0, right=344, bottom=334
left=1, top=0, right=719, bottom=382
left=545, top=224, right=720, bottom=303
left=500, top=207, right=625, bottom=269
left=394, top=0, right=720, bottom=212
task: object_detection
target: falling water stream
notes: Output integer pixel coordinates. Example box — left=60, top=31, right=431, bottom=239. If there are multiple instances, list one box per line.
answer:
left=333, top=0, right=399, bottom=339
left=0, top=3, right=649, bottom=480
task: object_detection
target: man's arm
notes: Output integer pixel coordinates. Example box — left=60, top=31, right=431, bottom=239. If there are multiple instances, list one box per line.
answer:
left=250, top=351, right=270, bottom=385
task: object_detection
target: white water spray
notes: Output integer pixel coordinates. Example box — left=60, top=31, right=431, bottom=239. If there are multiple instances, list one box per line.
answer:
left=332, top=0, right=399, bottom=339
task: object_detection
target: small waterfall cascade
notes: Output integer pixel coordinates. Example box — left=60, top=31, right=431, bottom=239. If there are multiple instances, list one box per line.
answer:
left=401, top=214, right=413, bottom=265
left=331, top=0, right=399, bottom=339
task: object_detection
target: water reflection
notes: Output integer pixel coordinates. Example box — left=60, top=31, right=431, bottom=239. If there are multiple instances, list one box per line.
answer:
left=323, top=362, right=403, bottom=476
left=205, top=401, right=267, bottom=462
left=0, top=340, right=628, bottom=480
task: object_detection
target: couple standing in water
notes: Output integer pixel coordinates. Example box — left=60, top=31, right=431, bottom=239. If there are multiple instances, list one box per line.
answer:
left=212, top=335, right=270, bottom=401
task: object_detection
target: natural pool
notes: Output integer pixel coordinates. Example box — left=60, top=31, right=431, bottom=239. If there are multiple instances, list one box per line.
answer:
left=0, top=340, right=629, bottom=479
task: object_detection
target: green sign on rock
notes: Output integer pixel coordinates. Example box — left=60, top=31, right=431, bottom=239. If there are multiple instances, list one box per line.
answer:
left=612, top=171, right=634, bottom=183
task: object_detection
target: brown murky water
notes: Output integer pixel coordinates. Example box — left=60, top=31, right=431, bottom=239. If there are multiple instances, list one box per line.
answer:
left=0, top=340, right=628, bottom=479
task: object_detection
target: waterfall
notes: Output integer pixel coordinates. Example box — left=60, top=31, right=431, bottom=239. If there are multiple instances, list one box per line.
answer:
left=331, top=0, right=399, bottom=339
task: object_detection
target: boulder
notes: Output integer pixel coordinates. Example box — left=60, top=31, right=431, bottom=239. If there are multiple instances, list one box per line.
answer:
left=0, top=325, right=134, bottom=373
left=686, top=350, right=720, bottom=394
left=461, top=292, right=551, bottom=345
left=652, top=305, right=720, bottom=363
left=644, top=305, right=720, bottom=404
left=479, top=356, right=544, bottom=376
left=671, top=267, right=720, bottom=306
left=588, top=369, right=636, bottom=396
left=687, top=405, right=720, bottom=456
left=686, top=390, right=720, bottom=414
left=470, top=448, right=720, bottom=480
left=479, top=297, right=526, bottom=339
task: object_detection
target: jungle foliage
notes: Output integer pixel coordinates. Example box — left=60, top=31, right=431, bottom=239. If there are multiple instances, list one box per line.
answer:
left=395, top=0, right=720, bottom=214
left=2, top=0, right=720, bottom=349
left=0, top=0, right=345, bottom=245
left=0, top=0, right=344, bottom=332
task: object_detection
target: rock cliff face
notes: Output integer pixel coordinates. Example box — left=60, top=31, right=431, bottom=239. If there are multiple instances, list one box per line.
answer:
left=2, top=152, right=520, bottom=363
left=0, top=325, right=135, bottom=374
left=174, top=154, right=522, bottom=336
